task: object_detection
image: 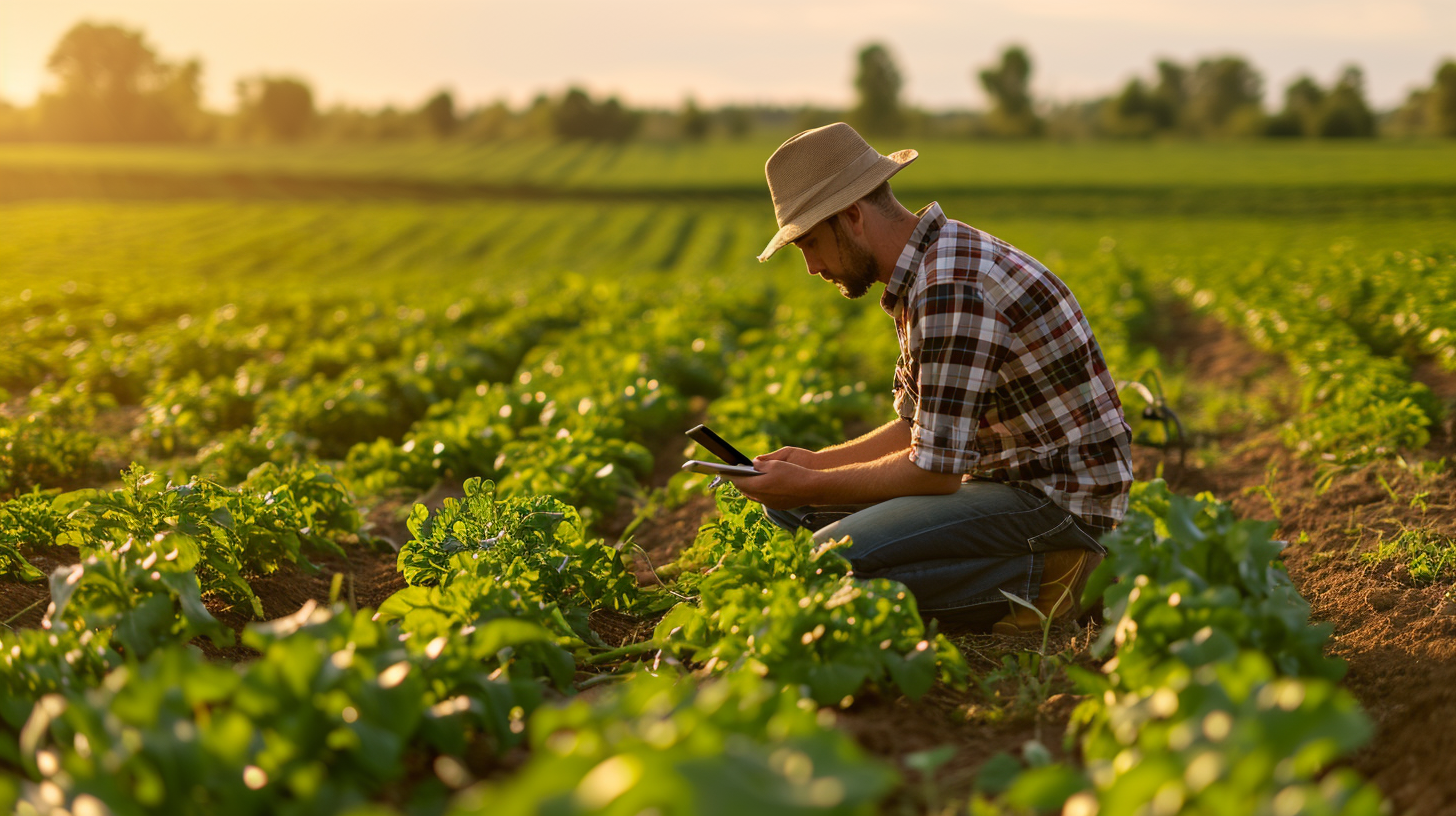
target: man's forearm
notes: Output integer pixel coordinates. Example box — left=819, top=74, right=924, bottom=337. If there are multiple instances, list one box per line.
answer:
left=732, top=432, right=962, bottom=509
left=804, top=447, right=961, bottom=505
left=812, top=419, right=912, bottom=469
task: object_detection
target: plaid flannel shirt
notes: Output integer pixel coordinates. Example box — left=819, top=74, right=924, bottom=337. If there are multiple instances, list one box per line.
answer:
left=881, top=203, right=1134, bottom=530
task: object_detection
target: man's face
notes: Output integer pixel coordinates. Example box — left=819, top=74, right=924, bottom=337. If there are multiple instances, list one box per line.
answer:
left=792, top=215, right=878, bottom=299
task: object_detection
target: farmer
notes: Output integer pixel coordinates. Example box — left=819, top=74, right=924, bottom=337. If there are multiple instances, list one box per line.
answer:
left=726, top=122, right=1134, bottom=633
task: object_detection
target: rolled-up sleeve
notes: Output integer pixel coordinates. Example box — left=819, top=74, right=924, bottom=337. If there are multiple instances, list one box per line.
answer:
left=906, top=280, right=1011, bottom=474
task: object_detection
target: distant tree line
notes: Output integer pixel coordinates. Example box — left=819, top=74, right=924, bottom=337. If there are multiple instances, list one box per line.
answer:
left=1, top=21, right=1453, bottom=144
left=0, top=22, right=653, bottom=144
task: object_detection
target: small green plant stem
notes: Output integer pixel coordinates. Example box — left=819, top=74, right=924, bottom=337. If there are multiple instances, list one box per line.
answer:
left=630, top=542, right=691, bottom=601
left=575, top=671, right=634, bottom=691
left=1376, top=474, right=1400, bottom=503
left=582, top=641, right=659, bottom=665
left=3, top=597, right=48, bottom=628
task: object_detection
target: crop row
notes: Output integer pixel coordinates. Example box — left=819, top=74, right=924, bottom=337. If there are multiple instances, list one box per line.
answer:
left=22, top=203, right=1453, bottom=512
left=0, top=198, right=1418, bottom=813
left=5, top=201, right=1201, bottom=514
left=0, top=203, right=876, bottom=504
left=1, top=466, right=967, bottom=814
left=971, top=480, right=1383, bottom=814
left=1146, top=241, right=1456, bottom=470
left=0, top=294, right=1386, bottom=816
left=2, top=467, right=1389, bottom=815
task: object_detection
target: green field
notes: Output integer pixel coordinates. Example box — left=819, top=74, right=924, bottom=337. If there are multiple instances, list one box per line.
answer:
left=3, top=139, right=1454, bottom=815
left=5, top=139, right=1456, bottom=188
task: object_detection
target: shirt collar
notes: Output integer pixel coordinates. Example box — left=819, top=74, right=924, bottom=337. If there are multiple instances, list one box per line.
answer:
left=880, top=202, right=946, bottom=318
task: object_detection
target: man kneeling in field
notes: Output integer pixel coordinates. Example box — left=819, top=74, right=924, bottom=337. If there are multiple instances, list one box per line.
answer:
left=725, top=123, right=1133, bottom=633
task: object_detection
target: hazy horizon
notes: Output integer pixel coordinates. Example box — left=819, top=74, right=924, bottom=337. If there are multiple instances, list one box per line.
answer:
left=3, top=0, right=1453, bottom=114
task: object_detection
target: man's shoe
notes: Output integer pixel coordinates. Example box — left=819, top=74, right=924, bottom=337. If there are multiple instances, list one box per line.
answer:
left=992, top=548, right=1103, bottom=635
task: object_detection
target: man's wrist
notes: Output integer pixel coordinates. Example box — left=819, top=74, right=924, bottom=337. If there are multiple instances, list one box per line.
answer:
left=800, top=466, right=833, bottom=505
left=803, top=448, right=830, bottom=470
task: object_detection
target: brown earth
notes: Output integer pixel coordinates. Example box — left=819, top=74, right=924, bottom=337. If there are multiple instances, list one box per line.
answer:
left=0, top=545, right=77, bottom=629
left=623, top=493, right=715, bottom=586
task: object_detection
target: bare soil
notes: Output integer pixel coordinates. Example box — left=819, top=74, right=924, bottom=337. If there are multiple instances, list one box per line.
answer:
left=624, top=493, right=714, bottom=586
left=0, top=545, right=77, bottom=629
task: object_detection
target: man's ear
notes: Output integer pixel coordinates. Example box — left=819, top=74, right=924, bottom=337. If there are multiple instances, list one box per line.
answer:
left=837, top=201, right=868, bottom=238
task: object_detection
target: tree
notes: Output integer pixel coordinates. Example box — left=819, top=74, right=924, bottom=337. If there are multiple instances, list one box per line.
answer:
left=1267, top=75, right=1324, bottom=137
left=551, top=87, right=639, bottom=141
left=0, top=97, right=31, bottom=141
left=1266, top=67, right=1373, bottom=139
left=1101, top=78, right=1156, bottom=137
left=237, top=76, right=315, bottom=142
left=793, top=106, right=840, bottom=133
left=420, top=90, right=456, bottom=138
left=720, top=106, right=753, bottom=140
left=1428, top=60, right=1456, bottom=137
left=458, top=100, right=513, bottom=140
left=1098, top=59, right=1189, bottom=138
left=852, top=43, right=904, bottom=136
left=679, top=96, right=710, bottom=141
left=1184, top=56, right=1264, bottom=137
left=977, top=46, right=1041, bottom=137
left=1385, top=88, right=1430, bottom=137
left=1150, top=60, right=1187, bottom=132
left=39, top=21, right=203, bottom=141
left=1316, top=66, right=1374, bottom=138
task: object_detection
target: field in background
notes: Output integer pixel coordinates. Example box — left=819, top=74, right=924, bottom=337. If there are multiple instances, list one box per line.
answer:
left=4, top=138, right=1456, bottom=195
left=3, top=140, right=1456, bottom=815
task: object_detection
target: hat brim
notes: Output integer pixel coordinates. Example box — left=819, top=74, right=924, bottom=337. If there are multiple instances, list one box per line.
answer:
left=757, top=148, right=917, bottom=262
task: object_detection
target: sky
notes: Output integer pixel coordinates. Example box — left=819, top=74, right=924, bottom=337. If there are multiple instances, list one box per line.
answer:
left=2, top=0, right=1453, bottom=113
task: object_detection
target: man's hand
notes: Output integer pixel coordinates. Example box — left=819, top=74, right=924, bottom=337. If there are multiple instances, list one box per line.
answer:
left=754, top=446, right=822, bottom=469
left=725, top=458, right=818, bottom=510
left=729, top=447, right=961, bottom=510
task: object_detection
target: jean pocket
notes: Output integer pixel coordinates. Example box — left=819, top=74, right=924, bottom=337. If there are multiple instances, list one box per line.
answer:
left=1026, top=512, right=1106, bottom=555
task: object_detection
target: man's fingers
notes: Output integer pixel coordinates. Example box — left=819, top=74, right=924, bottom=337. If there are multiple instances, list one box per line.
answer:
left=756, top=446, right=812, bottom=466
left=723, top=476, right=758, bottom=501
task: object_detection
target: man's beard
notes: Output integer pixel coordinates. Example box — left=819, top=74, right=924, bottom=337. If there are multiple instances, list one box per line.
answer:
left=829, top=220, right=879, bottom=299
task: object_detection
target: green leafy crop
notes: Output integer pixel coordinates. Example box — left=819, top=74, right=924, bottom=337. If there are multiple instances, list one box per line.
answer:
left=456, top=671, right=898, bottom=816
left=48, top=463, right=360, bottom=618
left=44, top=535, right=232, bottom=657
left=655, top=488, right=969, bottom=704
left=0, top=491, right=64, bottom=581
left=976, top=480, right=1381, bottom=815
left=1083, top=479, right=1340, bottom=683
left=397, top=478, right=640, bottom=617
left=375, top=567, right=580, bottom=684
left=0, top=398, right=104, bottom=500
left=1069, top=652, right=1382, bottom=816
left=0, top=627, right=120, bottom=768
left=15, top=603, right=546, bottom=816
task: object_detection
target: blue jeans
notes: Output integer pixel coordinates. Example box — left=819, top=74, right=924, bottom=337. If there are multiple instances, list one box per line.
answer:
left=763, top=480, right=1107, bottom=628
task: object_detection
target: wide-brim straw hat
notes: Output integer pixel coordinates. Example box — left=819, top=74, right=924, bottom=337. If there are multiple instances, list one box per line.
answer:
left=757, top=122, right=917, bottom=262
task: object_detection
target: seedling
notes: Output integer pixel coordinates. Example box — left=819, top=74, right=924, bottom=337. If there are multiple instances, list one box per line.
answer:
left=905, top=744, right=958, bottom=815
left=999, top=585, right=1075, bottom=742
left=1243, top=462, right=1283, bottom=520
left=1000, top=585, right=1073, bottom=662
